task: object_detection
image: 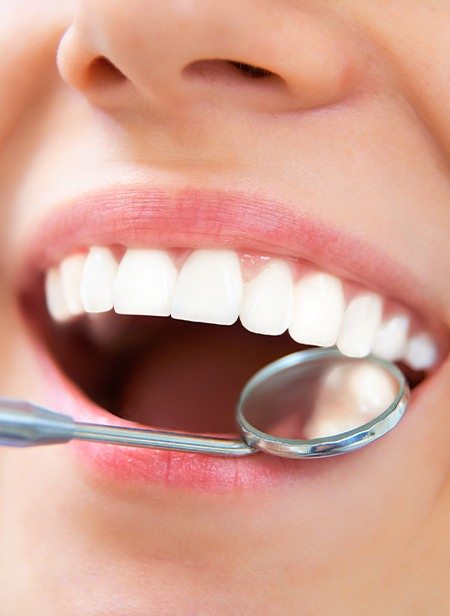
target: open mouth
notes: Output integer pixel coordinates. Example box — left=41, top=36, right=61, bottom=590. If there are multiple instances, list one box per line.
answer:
left=25, top=246, right=441, bottom=431
left=16, top=187, right=448, bottom=488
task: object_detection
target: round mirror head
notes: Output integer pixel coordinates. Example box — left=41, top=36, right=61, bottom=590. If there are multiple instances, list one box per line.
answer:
left=236, top=348, right=409, bottom=458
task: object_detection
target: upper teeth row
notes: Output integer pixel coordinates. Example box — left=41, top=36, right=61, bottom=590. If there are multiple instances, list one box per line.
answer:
left=45, top=246, right=437, bottom=370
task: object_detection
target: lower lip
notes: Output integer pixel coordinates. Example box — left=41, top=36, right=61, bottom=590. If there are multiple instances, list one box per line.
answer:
left=32, top=335, right=322, bottom=491
left=32, top=332, right=437, bottom=493
left=26, top=316, right=440, bottom=492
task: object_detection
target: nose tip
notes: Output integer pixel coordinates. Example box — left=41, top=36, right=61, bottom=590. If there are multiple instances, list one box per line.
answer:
left=57, top=0, right=365, bottom=115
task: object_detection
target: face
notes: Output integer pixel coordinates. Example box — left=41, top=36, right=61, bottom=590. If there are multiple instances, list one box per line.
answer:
left=0, top=1, right=449, bottom=614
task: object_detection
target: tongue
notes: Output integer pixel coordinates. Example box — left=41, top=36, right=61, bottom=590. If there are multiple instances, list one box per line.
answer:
left=120, top=322, right=299, bottom=434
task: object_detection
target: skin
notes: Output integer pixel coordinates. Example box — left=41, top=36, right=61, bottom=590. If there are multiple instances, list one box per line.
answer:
left=0, top=1, right=449, bottom=614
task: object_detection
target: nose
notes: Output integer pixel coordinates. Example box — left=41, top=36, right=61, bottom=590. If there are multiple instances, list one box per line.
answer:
left=57, top=0, right=364, bottom=115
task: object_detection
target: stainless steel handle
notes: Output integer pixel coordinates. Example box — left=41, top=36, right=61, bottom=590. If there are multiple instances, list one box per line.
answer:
left=0, top=397, right=254, bottom=456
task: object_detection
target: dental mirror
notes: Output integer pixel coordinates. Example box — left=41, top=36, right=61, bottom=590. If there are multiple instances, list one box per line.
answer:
left=0, top=348, right=409, bottom=458
left=237, top=347, right=409, bottom=458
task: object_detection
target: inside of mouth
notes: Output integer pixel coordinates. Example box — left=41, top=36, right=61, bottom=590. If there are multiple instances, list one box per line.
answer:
left=23, top=276, right=425, bottom=437
left=43, top=312, right=303, bottom=435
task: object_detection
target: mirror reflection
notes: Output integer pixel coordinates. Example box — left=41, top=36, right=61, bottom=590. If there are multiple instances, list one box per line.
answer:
left=240, top=356, right=399, bottom=440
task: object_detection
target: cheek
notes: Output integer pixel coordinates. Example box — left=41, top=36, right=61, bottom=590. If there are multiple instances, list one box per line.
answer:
left=0, top=0, right=71, bottom=140
left=357, top=2, right=450, bottom=158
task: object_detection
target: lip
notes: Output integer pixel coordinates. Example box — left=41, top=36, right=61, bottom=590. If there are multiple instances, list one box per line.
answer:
left=16, top=185, right=449, bottom=491
left=30, top=335, right=304, bottom=491
left=17, top=186, right=447, bottom=333
left=23, top=323, right=449, bottom=492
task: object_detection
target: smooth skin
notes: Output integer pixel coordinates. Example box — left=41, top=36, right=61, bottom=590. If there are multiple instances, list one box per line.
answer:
left=0, top=1, right=449, bottom=614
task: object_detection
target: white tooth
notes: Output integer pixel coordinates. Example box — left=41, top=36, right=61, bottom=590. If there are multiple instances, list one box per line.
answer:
left=404, top=333, right=437, bottom=370
left=347, top=363, right=397, bottom=415
left=113, top=248, right=177, bottom=316
left=304, top=418, right=358, bottom=439
left=45, top=267, right=71, bottom=323
left=371, top=314, right=409, bottom=361
left=171, top=249, right=243, bottom=325
left=337, top=293, right=383, bottom=357
left=289, top=272, right=345, bottom=346
left=59, top=253, right=86, bottom=316
left=80, top=246, right=118, bottom=313
left=240, top=260, right=293, bottom=335
left=303, top=362, right=397, bottom=440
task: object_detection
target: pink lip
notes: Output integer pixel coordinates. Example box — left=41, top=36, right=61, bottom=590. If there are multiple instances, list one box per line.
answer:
left=19, top=186, right=444, bottom=328
left=17, top=186, right=448, bottom=491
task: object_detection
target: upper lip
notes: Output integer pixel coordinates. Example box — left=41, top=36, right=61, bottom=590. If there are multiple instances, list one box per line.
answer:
left=16, top=185, right=447, bottom=338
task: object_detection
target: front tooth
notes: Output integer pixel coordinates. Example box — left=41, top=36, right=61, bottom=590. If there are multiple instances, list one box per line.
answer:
left=171, top=249, right=243, bottom=325
left=404, top=333, right=437, bottom=370
left=114, top=249, right=177, bottom=316
left=289, top=272, right=345, bottom=346
left=337, top=293, right=383, bottom=357
left=45, top=267, right=71, bottom=322
left=59, top=253, right=86, bottom=316
left=240, top=260, right=293, bottom=335
left=80, top=246, right=118, bottom=313
left=371, top=314, right=409, bottom=361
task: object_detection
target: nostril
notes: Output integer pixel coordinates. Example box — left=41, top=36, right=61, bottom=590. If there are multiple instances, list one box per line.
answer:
left=183, top=59, right=284, bottom=86
left=227, top=61, right=274, bottom=79
left=86, top=56, right=127, bottom=88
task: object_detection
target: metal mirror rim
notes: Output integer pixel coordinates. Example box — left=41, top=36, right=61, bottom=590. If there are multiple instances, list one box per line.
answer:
left=236, top=347, right=410, bottom=459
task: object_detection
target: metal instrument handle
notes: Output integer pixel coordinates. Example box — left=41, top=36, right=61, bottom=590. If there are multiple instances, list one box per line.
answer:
left=0, top=397, right=254, bottom=456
